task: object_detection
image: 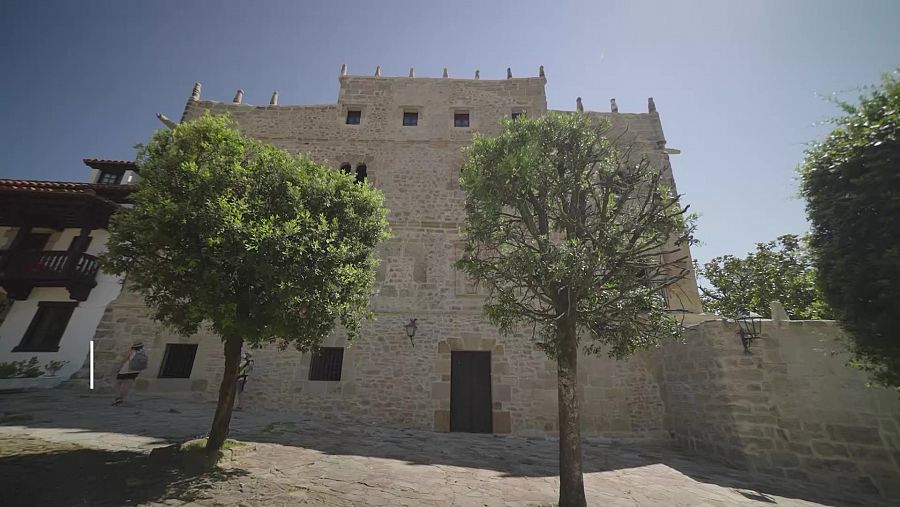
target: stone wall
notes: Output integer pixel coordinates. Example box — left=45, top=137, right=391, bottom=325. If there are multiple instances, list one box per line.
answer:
left=661, top=318, right=900, bottom=501
left=83, top=283, right=667, bottom=439
left=74, top=72, right=692, bottom=439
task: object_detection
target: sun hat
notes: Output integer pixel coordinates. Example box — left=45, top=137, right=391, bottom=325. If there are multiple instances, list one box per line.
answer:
left=131, top=342, right=144, bottom=349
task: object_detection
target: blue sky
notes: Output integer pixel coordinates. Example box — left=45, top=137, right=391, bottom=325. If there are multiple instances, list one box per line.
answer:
left=1, top=0, right=898, bottom=266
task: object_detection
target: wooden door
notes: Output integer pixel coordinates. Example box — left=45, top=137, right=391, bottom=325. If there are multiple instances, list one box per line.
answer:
left=450, top=351, right=492, bottom=433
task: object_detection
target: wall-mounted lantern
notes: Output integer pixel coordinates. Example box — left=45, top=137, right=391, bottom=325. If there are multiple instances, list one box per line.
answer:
left=404, top=318, right=418, bottom=347
left=736, top=309, right=762, bottom=354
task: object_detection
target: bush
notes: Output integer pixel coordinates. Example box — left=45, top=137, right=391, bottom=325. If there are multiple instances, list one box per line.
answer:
left=0, top=357, right=43, bottom=379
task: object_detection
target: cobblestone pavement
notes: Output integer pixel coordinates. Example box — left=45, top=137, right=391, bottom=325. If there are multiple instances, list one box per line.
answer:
left=0, top=390, right=868, bottom=506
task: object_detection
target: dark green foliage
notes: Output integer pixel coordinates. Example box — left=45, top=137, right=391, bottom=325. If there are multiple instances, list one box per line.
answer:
left=799, top=70, right=900, bottom=388
left=457, top=112, right=694, bottom=359
left=103, top=113, right=390, bottom=351
left=697, top=234, right=831, bottom=320
left=103, top=113, right=390, bottom=454
left=457, top=112, right=695, bottom=506
left=0, top=357, right=43, bottom=378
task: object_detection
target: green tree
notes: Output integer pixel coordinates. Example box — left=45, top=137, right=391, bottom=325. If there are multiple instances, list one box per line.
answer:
left=103, top=114, right=390, bottom=455
left=457, top=112, right=693, bottom=506
left=800, top=70, right=900, bottom=388
left=697, top=234, right=831, bottom=320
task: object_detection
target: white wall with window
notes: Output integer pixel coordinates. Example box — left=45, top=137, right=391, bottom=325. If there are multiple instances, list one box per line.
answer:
left=0, top=228, right=124, bottom=388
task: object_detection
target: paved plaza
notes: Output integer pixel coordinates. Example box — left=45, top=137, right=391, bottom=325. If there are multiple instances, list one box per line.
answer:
left=0, top=389, right=874, bottom=506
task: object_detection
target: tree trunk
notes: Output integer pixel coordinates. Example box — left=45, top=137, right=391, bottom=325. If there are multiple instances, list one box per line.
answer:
left=205, top=335, right=243, bottom=456
left=557, top=317, right=587, bottom=507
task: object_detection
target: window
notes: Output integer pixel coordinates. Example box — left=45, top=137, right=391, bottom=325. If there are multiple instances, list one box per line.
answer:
left=339, top=163, right=352, bottom=175
left=511, top=110, right=526, bottom=120
left=402, top=111, right=418, bottom=126
left=454, top=112, right=470, bottom=128
left=355, top=164, right=367, bottom=183
left=14, top=302, right=77, bottom=352
left=158, top=343, right=199, bottom=378
left=346, top=110, right=361, bottom=125
left=309, top=347, right=344, bottom=381
left=98, top=171, right=122, bottom=185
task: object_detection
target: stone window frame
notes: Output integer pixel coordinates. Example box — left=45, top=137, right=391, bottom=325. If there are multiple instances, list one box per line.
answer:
left=401, top=107, right=420, bottom=127
left=341, top=104, right=367, bottom=127
left=337, top=155, right=375, bottom=186
left=451, top=108, right=472, bottom=129
left=511, top=108, right=527, bottom=120
left=431, top=336, right=511, bottom=434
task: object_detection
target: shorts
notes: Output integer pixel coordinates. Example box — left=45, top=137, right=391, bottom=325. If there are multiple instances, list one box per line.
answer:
left=116, top=372, right=139, bottom=380
left=237, top=375, right=248, bottom=392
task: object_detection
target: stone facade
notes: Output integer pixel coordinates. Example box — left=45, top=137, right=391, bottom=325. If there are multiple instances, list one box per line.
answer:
left=71, top=69, right=900, bottom=500
left=660, top=319, right=900, bottom=500
left=80, top=68, right=699, bottom=440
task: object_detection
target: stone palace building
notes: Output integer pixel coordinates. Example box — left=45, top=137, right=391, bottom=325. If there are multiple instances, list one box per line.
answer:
left=95, top=66, right=701, bottom=437
left=2, top=66, right=899, bottom=501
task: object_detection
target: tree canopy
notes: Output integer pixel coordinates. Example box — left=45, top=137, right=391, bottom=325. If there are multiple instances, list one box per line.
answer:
left=103, top=113, right=390, bottom=452
left=799, top=70, right=900, bottom=388
left=457, top=112, right=694, bottom=506
left=697, top=234, right=831, bottom=320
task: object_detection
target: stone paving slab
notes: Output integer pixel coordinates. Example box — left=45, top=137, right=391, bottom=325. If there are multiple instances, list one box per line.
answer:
left=0, top=390, right=872, bottom=506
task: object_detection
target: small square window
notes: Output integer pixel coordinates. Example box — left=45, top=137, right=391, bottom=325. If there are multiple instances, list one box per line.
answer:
left=14, top=302, right=77, bottom=352
left=354, top=164, right=367, bottom=183
left=454, top=112, right=470, bottom=128
left=158, top=343, right=198, bottom=378
left=98, top=171, right=122, bottom=185
left=309, top=347, right=344, bottom=381
left=346, top=110, right=361, bottom=125
left=511, top=110, right=525, bottom=120
left=402, top=111, right=418, bottom=126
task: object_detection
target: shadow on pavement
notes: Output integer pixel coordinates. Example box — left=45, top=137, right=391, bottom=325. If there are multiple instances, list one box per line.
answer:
left=0, top=442, right=249, bottom=507
left=0, top=390, right=878, bottom=506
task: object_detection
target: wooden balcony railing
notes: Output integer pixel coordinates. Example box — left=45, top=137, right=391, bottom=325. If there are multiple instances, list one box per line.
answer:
left=0, top=250, right=100, bottom=300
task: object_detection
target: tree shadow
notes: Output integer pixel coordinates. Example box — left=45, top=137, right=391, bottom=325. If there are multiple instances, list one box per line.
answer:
left=0, top=390, right=883, bottom=506
left=241, top=422, right=868, bottom=506
left=0, top=444, right=249, bottom=507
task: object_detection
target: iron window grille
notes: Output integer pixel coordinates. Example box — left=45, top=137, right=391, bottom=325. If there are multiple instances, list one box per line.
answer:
left=158, top=343, right=199, bottom=378
left=309, top=347, right=344, bottom=381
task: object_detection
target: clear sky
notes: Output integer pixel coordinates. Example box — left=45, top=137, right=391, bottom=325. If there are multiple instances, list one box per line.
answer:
left=1, top=0, right=898, bottom=266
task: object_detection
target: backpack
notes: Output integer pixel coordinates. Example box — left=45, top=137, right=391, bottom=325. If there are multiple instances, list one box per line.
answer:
left=129, top=350, right=148, bottom=371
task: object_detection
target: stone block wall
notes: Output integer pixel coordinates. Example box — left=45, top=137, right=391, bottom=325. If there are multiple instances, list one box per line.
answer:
left=661, top=319, right=900, bottom=501
left=81, top=283, right=667, bottom=439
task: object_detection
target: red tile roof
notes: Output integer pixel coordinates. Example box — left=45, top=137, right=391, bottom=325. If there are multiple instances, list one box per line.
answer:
left=0, top=179, right=134, bottom=203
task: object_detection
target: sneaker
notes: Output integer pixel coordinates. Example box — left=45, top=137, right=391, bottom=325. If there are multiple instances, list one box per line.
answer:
left=112, top=399, right=123, bottom=406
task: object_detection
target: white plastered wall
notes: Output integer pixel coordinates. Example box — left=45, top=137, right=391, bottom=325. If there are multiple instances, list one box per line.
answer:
left=0, top=227, right=123, bottom=386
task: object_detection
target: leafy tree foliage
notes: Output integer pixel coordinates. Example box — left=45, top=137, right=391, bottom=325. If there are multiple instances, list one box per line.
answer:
left=457, top=112, right=693, bottom=506
left=697, top=234, right=831, bottom=320
left=104, top=114, right=390, bottom=454
left=800, top=70, right=900, bottom=389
